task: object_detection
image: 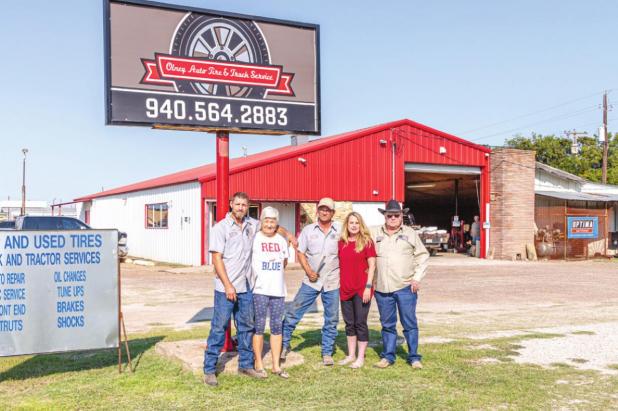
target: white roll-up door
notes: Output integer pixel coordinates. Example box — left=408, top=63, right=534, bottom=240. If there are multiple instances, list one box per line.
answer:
left=405, top=163, right=481, bottom=175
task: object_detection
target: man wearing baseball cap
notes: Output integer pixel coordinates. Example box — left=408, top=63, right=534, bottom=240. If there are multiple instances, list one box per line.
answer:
left=371, top=199, right=429, bottom=369
left=281, top=197, right=341, bottom=366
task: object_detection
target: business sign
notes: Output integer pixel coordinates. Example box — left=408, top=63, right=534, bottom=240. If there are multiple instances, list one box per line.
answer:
left=567, top=216, right=599, bottom=239
left=0, top=231, right=119, bottom=356
left=105, top=0, right=320, bottom=134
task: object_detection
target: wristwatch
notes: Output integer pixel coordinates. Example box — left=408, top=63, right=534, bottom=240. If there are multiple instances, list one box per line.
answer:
left=365, top=284, right=372, bottom=289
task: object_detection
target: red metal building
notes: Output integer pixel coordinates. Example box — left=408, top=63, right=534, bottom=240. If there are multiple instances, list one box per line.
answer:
left=76, top=119, right=491, bottom=265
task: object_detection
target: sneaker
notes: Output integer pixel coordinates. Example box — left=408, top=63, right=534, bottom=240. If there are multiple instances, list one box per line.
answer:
left=280, top=346, right=291, bottom=361
left=203, top=373, right=218, bottom=387
left=410, top=360, right=423, bottom=369
left=322, top=355, right=335, bottom=366
left=238, top=368, right=267, bottom=379
left=373, top=358, right=392, bottom=369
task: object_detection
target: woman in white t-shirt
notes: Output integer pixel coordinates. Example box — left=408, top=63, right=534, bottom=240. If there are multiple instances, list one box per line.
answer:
left=251, top=206, right=289, bottom=378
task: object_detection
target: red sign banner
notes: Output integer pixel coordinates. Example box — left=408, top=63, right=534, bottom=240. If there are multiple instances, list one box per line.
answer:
left=141, top=54, right=294, bottom=96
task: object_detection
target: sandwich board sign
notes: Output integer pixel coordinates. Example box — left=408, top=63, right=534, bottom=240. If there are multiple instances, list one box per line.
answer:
left=0, top=231, right=119, bottom=357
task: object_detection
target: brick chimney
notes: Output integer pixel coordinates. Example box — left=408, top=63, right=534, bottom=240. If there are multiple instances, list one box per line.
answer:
left=489, top=148, right=536, bottom=260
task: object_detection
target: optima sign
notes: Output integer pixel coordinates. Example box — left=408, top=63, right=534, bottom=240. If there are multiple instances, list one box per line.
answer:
left=567, top=216, right=599, bottom=239
left=104, top=0, right=320, bottom=134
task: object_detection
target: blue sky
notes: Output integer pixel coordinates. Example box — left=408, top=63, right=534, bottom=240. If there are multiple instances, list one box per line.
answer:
left=1, top=0, right=616, bottom=203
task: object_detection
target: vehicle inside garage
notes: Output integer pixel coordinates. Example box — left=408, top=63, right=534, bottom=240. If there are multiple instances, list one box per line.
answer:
left=403, top=164, right=481, bottom=255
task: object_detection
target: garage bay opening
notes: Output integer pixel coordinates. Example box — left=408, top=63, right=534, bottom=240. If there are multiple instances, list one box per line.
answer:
left=404, top=163, right=481, bottom=256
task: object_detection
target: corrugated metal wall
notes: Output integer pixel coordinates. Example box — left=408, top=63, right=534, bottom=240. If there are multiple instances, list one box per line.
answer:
left=90, top=182, right=201, bottom=266
left=202, top=130, right=392, bottom=202
left=395, top=125, right=487, bottom=200
left=202, top=124, right=488, bottom=203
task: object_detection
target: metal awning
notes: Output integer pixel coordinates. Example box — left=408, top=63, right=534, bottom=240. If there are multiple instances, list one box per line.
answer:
left=536, top=190, right=612, bottom=201
left=405, top=163, right=481, bottom=175
left=593, top=194, right=618, bottom=201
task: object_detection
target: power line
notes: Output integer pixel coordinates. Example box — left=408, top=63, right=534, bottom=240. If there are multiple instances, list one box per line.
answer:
left=458, top=90, right=610, bottom=135
left=568, top=117, right=616, bottom=132
left=470, top=105, right=599, bottom=142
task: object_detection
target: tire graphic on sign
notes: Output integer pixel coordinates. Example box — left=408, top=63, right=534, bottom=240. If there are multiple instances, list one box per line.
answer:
left=171, top=15, right=270, bottom=98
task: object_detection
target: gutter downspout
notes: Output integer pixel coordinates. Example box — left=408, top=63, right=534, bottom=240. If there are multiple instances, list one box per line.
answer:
left=391, top=128, right=396, bottom=199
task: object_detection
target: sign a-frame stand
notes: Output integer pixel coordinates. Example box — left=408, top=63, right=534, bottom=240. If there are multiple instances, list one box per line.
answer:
left=118, top=258, right=134, bottom=372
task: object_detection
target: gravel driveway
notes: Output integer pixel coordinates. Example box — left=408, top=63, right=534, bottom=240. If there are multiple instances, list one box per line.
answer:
left=120, top=255, right=618, bottom=373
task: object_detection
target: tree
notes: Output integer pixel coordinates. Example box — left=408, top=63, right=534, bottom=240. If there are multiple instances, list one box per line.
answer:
left=504, top=132, right=617, bottom=185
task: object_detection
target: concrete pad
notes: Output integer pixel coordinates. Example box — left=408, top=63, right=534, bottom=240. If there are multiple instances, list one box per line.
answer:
left=155, top=339, right=304, bottom=375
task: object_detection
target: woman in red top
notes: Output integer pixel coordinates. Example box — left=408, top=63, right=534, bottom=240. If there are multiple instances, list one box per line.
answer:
left=338, top=211, right=377, bottom=369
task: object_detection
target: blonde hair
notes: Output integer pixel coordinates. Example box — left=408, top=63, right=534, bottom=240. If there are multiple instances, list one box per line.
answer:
left=341, top=212, right=373, bottom=253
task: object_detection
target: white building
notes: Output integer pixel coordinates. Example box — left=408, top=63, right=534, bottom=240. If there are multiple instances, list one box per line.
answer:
left=0, top=200, right=50, bottom=220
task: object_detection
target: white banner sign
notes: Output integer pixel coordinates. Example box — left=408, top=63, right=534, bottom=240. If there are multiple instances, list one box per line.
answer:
left=0, top=230, right=119, bottom=356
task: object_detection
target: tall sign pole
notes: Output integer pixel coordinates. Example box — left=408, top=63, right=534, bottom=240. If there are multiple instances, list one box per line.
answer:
left=215, top=130, right=235, bottom=352
left=21, top=148, right=28, bottom=216
left=602, top=91, right=609, bottom=184
left=216, top=131, right=230, bottom=222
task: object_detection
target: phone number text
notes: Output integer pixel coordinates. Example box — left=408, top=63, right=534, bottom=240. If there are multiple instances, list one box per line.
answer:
left=145, top=98, right=288, bottom=126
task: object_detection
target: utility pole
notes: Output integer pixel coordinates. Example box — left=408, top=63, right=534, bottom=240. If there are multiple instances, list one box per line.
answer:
left=602, top=91, right=609, bottom=184
left=21, top=148, right=28, bottom=216
left=564, top=130, right=587, bottom=155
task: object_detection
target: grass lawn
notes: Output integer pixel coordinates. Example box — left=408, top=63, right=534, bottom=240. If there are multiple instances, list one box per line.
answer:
left=1, top=326, right=617, bottom=410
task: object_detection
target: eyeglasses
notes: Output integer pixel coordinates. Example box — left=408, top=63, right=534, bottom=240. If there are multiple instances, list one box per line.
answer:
left=385, top=213, right=402, bottom=219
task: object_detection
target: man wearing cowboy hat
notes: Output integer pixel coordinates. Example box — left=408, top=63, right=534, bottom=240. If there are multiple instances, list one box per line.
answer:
left=281, top=197, right=341, bottom=366
left=371, top=199, right=429, bottom=369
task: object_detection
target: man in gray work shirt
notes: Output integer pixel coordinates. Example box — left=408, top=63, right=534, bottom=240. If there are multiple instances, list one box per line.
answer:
left=281, top=197, right=340, bottom=366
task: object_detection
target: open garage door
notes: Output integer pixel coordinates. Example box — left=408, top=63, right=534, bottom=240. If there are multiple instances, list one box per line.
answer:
left=404, top=163, right=481, bottom=255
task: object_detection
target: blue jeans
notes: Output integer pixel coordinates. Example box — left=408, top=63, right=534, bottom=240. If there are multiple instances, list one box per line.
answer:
left=203, top=290, right=255, bottom=374
left=282, top=283, right=339, bottom=357
left=374, top=286, right=421, bottom=364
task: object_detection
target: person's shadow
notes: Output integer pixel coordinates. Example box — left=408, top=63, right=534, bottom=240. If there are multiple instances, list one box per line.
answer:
left=0, top=336, right=163, bottom=381
left=368, top=330, right=409, bottom=361
left=334, top=329, right=408, bottom=361
left=188, top=301, right=318, bottom=323
left=291, top=329, right=325, bottom=354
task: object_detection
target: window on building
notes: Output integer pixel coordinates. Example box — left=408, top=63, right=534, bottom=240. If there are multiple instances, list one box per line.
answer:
left=146, top=203, right=169, bottom=229
left=211, top=204, right=259, bottom=224
left=248, top=205, right=259, bottom=219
